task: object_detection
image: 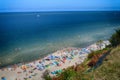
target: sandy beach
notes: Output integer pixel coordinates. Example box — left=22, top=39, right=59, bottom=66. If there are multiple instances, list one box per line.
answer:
left=0, top=41, right=110, bottom=80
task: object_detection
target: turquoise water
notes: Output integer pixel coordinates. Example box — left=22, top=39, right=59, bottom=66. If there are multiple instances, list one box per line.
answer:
left=0, top=11, right=120, bottom=67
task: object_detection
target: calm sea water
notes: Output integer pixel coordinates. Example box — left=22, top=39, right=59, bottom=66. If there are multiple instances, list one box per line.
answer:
left=0, top=11, right=120, bottom=67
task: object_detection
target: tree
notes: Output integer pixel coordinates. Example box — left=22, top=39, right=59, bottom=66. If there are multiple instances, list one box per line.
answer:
left=109, top=29, right=120, bottom=47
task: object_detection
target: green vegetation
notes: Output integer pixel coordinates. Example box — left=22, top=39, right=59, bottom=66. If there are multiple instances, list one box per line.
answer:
left=56, top=68, right=76, bottom=80
left=91, top=46, right=120, bottom=80
left=88, top=48, right=110, bottom=60
left=110, top=29, right=120, bottom=47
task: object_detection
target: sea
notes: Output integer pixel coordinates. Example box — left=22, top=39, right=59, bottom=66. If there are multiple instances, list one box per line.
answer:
left=0, top=11, right=120, bottom=67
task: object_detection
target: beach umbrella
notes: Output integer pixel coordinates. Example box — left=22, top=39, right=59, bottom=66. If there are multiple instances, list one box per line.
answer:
left=49, top=55, right=55, bottom=60
left=52, top=62, right=56, bottom=65
left=51, top=71, right=55, bottom=75
left=37, top=64, right=41, bottom=67
left=39, top=66, right=44, bottom=70
left=1, top=77, right=6, bottom=80
left=55, top=56, right=60, bottom=58
left=21, top=65, right=27, bottom=70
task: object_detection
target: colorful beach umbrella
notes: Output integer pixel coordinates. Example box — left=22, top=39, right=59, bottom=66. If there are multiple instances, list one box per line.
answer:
left=1, top=77, right=6, bottom=80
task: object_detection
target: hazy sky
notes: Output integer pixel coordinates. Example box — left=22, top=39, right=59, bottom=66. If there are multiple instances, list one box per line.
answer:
left=0, top=0, right=120, bottom=12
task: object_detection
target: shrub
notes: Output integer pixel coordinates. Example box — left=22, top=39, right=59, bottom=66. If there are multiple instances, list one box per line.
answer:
left=110, top=29, right=120, bottom=47
left=88, top=52, right=95, bottom=59
left=57, top=69, right=76, bottom=80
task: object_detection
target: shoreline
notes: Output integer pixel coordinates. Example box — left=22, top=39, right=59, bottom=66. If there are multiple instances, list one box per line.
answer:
left=0, top=41, right=94, bottom=68
left=0, top=40, right=110, bottom=80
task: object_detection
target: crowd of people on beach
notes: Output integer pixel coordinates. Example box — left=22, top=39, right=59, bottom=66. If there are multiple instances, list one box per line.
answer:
left=0, top=40, right=110, bottom=80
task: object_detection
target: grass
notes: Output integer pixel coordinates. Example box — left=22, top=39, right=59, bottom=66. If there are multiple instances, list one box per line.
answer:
left=92, top=46, right=120, bottom=80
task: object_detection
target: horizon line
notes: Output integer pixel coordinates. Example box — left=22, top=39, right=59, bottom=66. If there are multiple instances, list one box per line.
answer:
left=0, top=10, right=120, bottom=13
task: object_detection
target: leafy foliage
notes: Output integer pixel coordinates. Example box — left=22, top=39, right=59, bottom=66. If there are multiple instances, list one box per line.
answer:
left=57, top=69, right=76, bottom=80
left=110, top=29, right=120, bottom=47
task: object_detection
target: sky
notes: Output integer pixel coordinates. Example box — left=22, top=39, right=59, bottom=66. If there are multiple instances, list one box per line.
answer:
left=0, top=0, right=120, bottom=12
